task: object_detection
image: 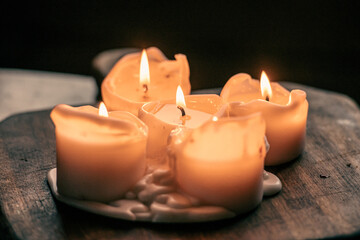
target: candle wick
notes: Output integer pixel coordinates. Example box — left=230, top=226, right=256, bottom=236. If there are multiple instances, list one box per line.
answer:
left=177, top=106, right=186, bottom=117
left=265, top=95, right=270, bottom=102
left=181, top=117, right=186, bottom=125
left=143, top=84, right=148, bottom=94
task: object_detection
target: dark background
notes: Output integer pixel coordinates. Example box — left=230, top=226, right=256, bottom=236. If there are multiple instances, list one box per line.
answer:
left=1, top=1, right=360, bottom=104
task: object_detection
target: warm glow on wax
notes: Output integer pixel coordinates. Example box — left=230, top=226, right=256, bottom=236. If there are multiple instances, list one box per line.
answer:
left=260, top=71, right=272, bottom=101
left=140, top=49, right=150, bottom=92
left=176, top=85, right=186, bottom=108
left=98, top=102, right=109, bottom=117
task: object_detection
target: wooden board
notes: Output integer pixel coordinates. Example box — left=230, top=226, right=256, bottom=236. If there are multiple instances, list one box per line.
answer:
left=1, top=83, right=360, bottom=239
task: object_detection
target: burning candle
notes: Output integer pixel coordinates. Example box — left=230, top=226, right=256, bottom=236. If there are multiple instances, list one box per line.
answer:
left=151, top=86, right=214, bottom=127
left=101, top=47, right=191, bottom=116
left=170, top=113, right=266, bottom=213
left=138, top=86, right=223, bottom=165
left=220, top=72, right=308, bottom=166
left=50, top=103, right=148, bottom=202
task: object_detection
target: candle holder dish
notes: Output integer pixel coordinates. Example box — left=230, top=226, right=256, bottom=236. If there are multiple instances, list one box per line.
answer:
left=47, top=167, right=281, bottom=223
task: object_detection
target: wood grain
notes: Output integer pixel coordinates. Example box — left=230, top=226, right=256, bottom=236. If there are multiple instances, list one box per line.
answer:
left=1, top=83, right=360, bottom=239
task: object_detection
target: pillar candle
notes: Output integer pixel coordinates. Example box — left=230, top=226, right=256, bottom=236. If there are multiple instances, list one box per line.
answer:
left=220, top=73, right=308, bottom=166
left=170, top=113, right=266, bottom=213
left=101, top=47, right=191, bottom=116
left=138, top=91, right=223, bottom=165
left=50, top=104, right=148, bottom=202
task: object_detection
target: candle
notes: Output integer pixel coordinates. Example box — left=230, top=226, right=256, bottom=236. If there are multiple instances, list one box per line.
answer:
left=220, top=72, right=308, bottom=166
left=50, top=103, right=148, bottom=202
left=138, top=86, right=223, bottom=165
left=101, top=47, right=191, bottom=116
left=151, top=86, right=214, bottom=128
left=170, top=113, right=266, bottom=213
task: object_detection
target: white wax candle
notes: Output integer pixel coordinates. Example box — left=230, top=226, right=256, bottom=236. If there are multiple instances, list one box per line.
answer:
left=170, top=113, right=266, bottom=213
left=50, top=104, right=148, bottom=202
left=101, top=47, right=191, bottom=116
left=220, top=73, right=308, bottom=166
left=138, top=94, right=224, bottom=165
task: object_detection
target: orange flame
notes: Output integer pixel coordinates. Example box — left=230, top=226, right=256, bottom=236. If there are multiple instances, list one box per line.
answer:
left=140, top=49, right=150, bottom=91
left=260, top=71, right=272, bottom=101
left=176, top=85, right=186, bottom=108
left=98, top=102, right=109, bottom=117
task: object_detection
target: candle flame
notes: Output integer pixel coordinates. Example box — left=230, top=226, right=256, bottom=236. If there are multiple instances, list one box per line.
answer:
left=260, top=71, right=272, bottom=101
left=176, top=85, right=186, bottom=108
left=140, top=49, right=150, bottom=92
left=287, top=92, right=292, bottom=105
left=212, top=116, right=219, bottom=122
left=99, top=102, right=109, bottom=117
